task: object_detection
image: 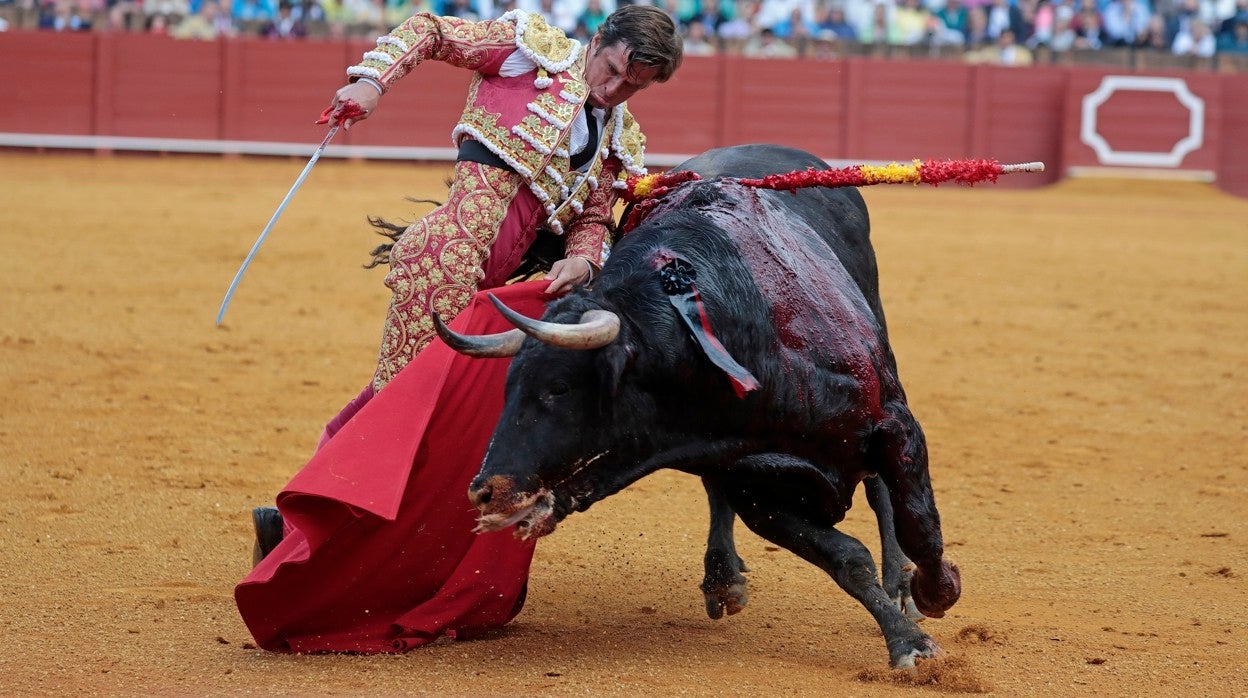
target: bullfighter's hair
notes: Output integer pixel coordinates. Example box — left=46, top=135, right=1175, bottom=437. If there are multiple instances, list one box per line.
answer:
left=361, top=197, right=442, bottom=269
left=363, top=216, right=404, bottom=269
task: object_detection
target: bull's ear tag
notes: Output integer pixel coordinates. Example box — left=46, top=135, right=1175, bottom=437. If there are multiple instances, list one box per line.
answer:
left=659, top=258, right=760, bottom=397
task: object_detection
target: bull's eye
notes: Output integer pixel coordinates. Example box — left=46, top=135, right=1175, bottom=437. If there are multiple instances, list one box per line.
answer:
left=548, top=379, right=570, bottom=397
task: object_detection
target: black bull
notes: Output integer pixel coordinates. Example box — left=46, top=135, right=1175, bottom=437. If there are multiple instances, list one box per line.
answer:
left=437, top=144, right=962, bottom=668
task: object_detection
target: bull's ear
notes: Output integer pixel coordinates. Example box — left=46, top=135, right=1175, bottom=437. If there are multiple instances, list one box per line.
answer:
left=598, top=341, right=634, bottom=401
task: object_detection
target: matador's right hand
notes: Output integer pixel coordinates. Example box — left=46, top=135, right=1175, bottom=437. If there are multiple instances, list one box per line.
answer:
left=330, top=82, right=381, bottom=130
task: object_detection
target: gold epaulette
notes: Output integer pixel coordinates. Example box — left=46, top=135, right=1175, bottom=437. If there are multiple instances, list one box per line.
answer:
left=502, top=10, right=583, bottom=75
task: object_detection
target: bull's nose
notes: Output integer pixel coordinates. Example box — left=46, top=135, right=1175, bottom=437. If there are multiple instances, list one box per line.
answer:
left=468, top=474, right=515, bottom=511
left=467, top=481, right=492, bottom=509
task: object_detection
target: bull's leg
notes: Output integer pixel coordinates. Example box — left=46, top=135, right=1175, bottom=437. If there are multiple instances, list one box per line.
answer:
left=700, top=477, right=749, bottom=619
left=870, top=403, right=961, bottom=618
left=863, top=476, right=924, bottom=620
left=713, top=464, right=938, bottom=669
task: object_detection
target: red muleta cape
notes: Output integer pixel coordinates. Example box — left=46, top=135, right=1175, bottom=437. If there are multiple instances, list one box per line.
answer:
left=235, top=281, right=549, bottom=653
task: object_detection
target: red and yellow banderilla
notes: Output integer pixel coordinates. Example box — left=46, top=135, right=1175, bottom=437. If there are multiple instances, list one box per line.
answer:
left=620, top=158, right=1046, bottom=232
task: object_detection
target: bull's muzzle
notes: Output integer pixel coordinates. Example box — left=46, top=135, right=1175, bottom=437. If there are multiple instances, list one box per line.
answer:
left=467, top=474, right=506, bottom=510
left=468, top=475, right=556, bottom=539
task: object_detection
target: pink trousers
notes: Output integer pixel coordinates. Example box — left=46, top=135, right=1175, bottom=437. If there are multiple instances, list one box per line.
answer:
left=371, top=161, right=543, bottom=392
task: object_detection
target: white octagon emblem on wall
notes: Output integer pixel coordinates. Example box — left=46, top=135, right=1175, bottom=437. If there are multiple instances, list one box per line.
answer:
left=1080, top=76, right=1205, bottom=169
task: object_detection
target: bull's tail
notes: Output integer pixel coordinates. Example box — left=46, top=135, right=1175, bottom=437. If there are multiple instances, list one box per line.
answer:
left=868, top=403, right=961, bottom=617
left=867, top=404, right=942, bottom=565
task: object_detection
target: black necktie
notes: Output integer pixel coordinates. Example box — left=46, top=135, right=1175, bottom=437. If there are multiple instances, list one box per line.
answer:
left=570, top=106, right=599, bottom=171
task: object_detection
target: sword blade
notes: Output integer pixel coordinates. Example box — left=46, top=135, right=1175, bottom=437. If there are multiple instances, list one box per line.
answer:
left=215, top=123, right=341, bottom=326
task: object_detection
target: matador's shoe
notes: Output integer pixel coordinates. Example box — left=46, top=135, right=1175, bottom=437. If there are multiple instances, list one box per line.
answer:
left=251, top=506, right=285, bottom=567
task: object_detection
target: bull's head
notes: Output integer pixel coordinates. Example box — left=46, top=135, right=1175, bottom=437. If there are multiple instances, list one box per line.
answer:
left=436, top=294, right=638, bottom=539
left=438, top=245, right=766, bottom=540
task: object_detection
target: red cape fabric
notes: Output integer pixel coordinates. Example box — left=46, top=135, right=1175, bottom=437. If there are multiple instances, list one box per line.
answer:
left=234, top=281, right=549, bottom=653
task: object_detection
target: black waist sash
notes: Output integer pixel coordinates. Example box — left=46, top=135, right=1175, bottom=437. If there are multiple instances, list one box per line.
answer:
left=457, top=139, right=515, bottom=173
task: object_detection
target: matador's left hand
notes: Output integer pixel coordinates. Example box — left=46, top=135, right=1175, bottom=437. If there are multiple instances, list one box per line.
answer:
left=544, top=256, right=596, bottom=295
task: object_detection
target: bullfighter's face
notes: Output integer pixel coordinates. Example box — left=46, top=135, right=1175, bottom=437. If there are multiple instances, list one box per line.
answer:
left=583, top=34, right=661, bottom=110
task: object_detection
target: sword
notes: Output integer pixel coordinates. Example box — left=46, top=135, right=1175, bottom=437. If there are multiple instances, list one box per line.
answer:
left=215, top=101, right=364, bottom=326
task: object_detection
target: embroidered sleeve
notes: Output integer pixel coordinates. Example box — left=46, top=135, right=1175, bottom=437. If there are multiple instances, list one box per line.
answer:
left=347, top=13, right=519, bottom=92
left=562, top=162, right=623, bottom=266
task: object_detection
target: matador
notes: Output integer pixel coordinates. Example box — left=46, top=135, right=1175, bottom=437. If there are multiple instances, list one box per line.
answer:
left=331, top=6, right=684, bottom=391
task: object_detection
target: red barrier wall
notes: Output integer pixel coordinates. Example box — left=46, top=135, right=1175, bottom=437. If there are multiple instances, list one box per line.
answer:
left=6, top=32, right=96, bottom=135
left=970, top=65, right=1069, bottom=188
left=99, top=33, right=225, bottom=138
left=219, top=39, right=345, bottom=142
left=3, top=33, right=1244, bottom=196
left=628, top=56, right=724, bottom=156
left=722, top=56, right=854, bottom=156
left=1216, top=73, right=1248, bottom=198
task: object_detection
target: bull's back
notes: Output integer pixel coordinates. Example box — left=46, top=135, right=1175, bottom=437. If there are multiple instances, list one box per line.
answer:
left=671, top=144, right=885, bottom=334
left=673, top=144, right=830, bottom=181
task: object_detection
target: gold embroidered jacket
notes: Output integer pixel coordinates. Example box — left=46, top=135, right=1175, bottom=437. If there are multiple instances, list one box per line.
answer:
left=348, top=10, right=649, bottom=263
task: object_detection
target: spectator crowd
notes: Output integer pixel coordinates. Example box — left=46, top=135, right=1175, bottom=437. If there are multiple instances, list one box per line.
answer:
left=2, top=0, right=1246, bottom=65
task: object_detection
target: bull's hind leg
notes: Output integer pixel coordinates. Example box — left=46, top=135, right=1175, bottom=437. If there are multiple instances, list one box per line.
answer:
left=709, top=460, right=939, bottom=668
left=701, top=477, right=749, bottom=619
left=863, top=476, right=924, bottom=620
left=870, top=402, right=961, bottom=618
left=734, top=498, right=937, bottom=668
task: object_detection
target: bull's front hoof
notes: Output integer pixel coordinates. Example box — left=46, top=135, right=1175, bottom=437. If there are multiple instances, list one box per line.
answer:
left=890, top=637, right=943, bottom=670
left=702, top=579, right=749, bottom=620
left=910, top=559, right=961, bottom=619
left=701, top=549, right=749, bottom=619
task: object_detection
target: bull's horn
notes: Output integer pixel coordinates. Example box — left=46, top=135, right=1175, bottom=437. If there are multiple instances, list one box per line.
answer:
left=489, top=294, right=620, bottom=350
left=433, top=312, right=525, bottom=357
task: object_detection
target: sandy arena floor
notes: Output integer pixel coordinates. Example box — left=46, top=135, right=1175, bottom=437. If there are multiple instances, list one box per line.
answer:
left=1, top=152, right=1245, bottom=696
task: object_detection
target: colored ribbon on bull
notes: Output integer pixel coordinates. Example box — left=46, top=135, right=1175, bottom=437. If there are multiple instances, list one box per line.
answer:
left=734, top=159, right=1045, bottom=191
left=620, top=170, right=703, bottom=203
left=619, top=159, right=1045, bottom=233
left=622, top=159, right=1044, bottom=203
left=215, top=101, right=367, bottom=326
left=621, top=170, right=704, bottom=233
left=660, top=258, right=760, bottom=398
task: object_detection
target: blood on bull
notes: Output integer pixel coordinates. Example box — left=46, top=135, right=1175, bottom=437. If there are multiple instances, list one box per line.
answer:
left=437, top=143, right=963, bottom=669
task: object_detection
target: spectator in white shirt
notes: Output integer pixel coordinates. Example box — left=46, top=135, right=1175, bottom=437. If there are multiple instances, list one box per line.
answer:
left=1102, top=0, right=1151, bottom=44
left=1172, top=15, right=1216, bottom=53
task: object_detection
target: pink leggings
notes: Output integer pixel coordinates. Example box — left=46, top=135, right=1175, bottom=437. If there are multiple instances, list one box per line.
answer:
left=371, top=160, right=543, bottom=392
